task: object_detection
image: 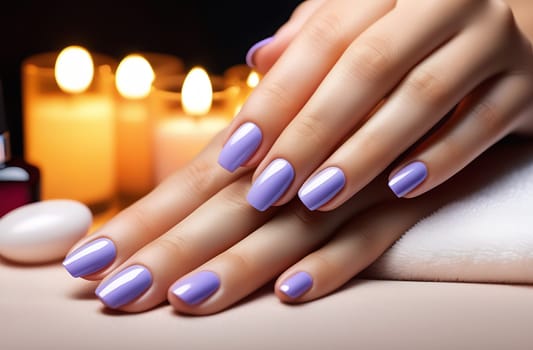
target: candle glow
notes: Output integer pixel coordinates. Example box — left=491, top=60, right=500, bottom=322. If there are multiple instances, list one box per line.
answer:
left=54, top=46, right=94, bottom=94
left=246, top=71, right=260, bottom=88
left=115, top=54, right=155, bottom=99
left=181, top=67, right=213, bottom=116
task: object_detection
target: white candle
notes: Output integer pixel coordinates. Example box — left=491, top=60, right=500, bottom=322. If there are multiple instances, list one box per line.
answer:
left=153, top=116, right=227, bottom=182
left=114, top=54, right=155, bottom=201
left=152, top=67, right=231, bottom=183
left=22, top=46, right=116, bottom=208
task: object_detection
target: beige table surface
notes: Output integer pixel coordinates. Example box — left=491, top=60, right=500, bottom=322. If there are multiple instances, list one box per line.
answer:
left=1, top=260, right=532, bottom=350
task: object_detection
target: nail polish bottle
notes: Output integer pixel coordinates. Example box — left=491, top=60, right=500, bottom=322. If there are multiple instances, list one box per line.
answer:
left=0, top=81, right=40, bottom=217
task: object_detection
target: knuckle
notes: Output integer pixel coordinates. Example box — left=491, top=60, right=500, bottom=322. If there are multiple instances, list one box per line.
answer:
left=344, top=36, right=395, bottom=82
left=291, top=114, right=328, bottom=148
left=437, top=136, right=462, bottom=164
left=129, top=204, right=158, bottom=236
left=403, top=68, right=449, bottom=107
left=154, top=234, right=189, bottom=259
left=310, top=251, right=341, bottom=274
left=257, top=80, right=293, bottom=115
left=354, top=127, right=387, bottom=160
left=180, top=157, right=216, bottom=198
left=302, top=12, right=344, bottom=50
left=470, top=100, right=506, bottom=135
left=219, top=178, right=253, bottom=210
left=220, top=250, right=254, bottom=275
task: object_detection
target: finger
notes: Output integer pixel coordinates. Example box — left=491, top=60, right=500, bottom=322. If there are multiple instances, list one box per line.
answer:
left=249, top=0, right=328, bottom=73
left=93, top=175, right=273, bottom=312
left=62, top=131, right=247, bottom=280
left=389, top=71, right=533, bottom=198
left=166, top=178, right=390, bottom=315
left=298, top=1, right=514, bottom=211
left=217, top=0, right=395, bottom=173
left=274, top=195, right=438, bottom=303
left=246, top=1, right=484, bottom=211
left=94, top=173, right=389, bottom=312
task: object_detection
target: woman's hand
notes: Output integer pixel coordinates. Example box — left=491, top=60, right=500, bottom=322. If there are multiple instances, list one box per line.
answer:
left=218, top=0, right=533, bottom=212
left=62, top=131, right=392, bottom=313
left=63, top=123, right=521, bottom=315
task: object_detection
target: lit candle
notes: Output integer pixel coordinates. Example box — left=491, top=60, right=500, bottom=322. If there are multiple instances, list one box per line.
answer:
left=152, top=67, right=232, bottom=183
left=114, top=54, right=155, bottom=203
left=115, top=53, right=184, bottom=203
left=22, top=46, right=116, bottom=211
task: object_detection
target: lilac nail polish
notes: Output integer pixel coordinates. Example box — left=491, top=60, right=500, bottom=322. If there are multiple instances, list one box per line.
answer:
left=388, top=161, right=428, bottom=198
left=247, top=158, right=295, bottom=211
left=298, top=167, right=346, bottom=211
left=245, top=37, right=274, bottom=67
left=95, top=265, right=152, bottom=309
left=280, top=271, right=313, bottom=299
left=171, top=271, right=220, bottom=305
left=63, top=238, right=116, bottom=278
left=218, top=122, right=262, bottom=172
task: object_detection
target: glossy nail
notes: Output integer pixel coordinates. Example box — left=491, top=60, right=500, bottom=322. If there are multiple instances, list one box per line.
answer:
left=171, top=271, right=220, bottom=305
left=298, top=167, right=346, bottom=211
left=247, top=158, right=295, bottom=211
left=245, top=37, right=274, bottom=68
left=95, top=265, right=152, bottom=309
left=388, top=161, right=428, bottom=198
left=62, top=238, right=116, bottom=278
left=218, top=122, right=262, bottom=172
left=280, top=271, right=313, bottom=299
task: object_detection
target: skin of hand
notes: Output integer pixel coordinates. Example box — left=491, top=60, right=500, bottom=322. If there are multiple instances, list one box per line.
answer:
left=62, top=124, right=526, bottom=315
left=62, top=130, right=392, bottom=313
left=61, top=0, right=533, bottom=315
left=218, top=0, right=533, bottom=214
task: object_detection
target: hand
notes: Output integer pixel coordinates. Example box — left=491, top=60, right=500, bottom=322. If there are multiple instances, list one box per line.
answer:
left=63, top=131, right=393, bottom=314
left=63, top=124, right=517, bottom=315
left=218, top=0, right=533, bottom=212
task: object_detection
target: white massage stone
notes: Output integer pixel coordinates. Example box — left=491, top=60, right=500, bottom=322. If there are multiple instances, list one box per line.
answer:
left=0, top=200, right=92, bottom=264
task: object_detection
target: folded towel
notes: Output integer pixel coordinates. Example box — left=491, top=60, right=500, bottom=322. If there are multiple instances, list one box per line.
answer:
left=366, top=138, right=533, bottom=284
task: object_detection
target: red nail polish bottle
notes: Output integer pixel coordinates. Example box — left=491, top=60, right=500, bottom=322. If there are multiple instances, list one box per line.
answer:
left=0, top=81, right=40, bottom=217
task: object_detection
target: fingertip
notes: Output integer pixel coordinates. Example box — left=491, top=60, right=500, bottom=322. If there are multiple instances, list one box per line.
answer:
left=298, top=167, right=347, bottom=211
left=250, top=26, right=295, bottom=74
left=388, top=161, right=428, bottom=198
left=245, top=37, right=275, bottom=69
left=276, top=271, right=314, bottom=303
left=62, top=237, right=117, bottom=279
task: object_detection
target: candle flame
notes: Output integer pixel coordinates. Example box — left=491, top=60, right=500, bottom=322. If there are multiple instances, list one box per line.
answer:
left=54, top=46, right=94, bottom=94
left=246, top=71, right=260, bottom=88
left=181, top=67, right=212, bottom=116
left=115, top=54, right=155, bottom=99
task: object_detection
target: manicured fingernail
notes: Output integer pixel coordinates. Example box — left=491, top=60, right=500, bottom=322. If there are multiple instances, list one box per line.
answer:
left=171, top=271, right=220, bottom=305
left=245, top=37, right=274, bottom=67
left=280, top=271, right=313, bottom=299
left=62, top=238, right=116, bottom=278
left=247, top=158, right=295, bottom=211
left=298, top=167, right=346, bottom=211
left=218, top=122, right=262, bottom=172
left=388, top=161, right=428, bottom=198
left=95, top=265, right=152, bottom=309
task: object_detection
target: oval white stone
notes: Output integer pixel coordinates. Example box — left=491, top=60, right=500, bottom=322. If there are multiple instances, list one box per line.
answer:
left=0, top=200, right=92, bottom=264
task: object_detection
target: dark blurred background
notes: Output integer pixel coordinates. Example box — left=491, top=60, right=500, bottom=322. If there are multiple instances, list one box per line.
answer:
left=0, top=0, right=301, bottom=158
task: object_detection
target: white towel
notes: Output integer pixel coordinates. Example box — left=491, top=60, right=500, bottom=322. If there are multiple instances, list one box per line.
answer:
left=366, top=138, right=533, bottom=284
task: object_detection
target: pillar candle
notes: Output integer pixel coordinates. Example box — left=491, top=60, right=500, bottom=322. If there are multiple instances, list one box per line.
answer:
left=22, top=46, right=116, bottom=211
left=114, top=53, right=184, bottom=203
left=151, top=67, right=236, bottom=183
